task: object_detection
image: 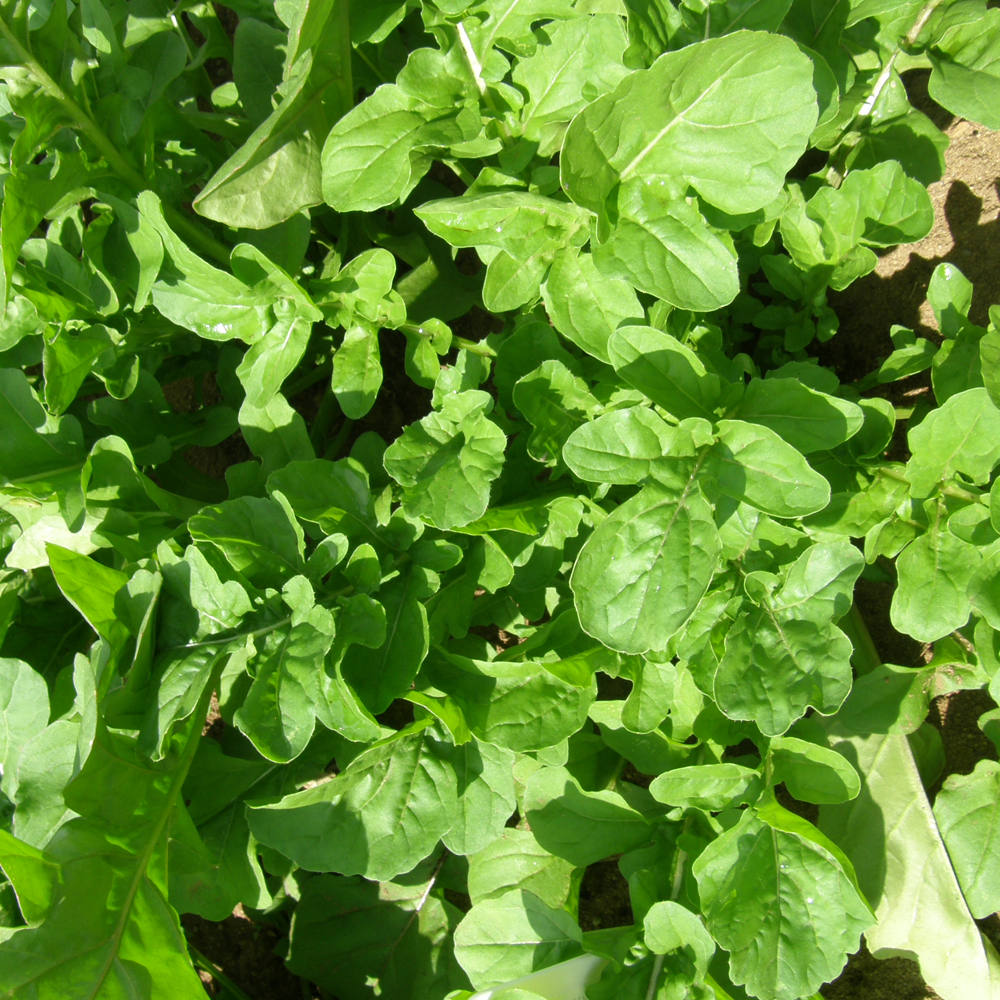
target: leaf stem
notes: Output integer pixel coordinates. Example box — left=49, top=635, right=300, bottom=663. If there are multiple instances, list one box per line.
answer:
left=456, top=21, right=514, bottom=146
left=188, top=945, right=255, bottom=1000
left=877, top=464, right=986, bottom=505
left=309, top=388, right=342, bottom=451
left=843, top=603, right=882, bottom=676
left=0, top=15, right=231, bottom=264
left=647, top=822, right=692, bottom=1000
left=285, top=360, right=333, bottom=399
left=354, top=45, right=388, bottom=84
left=645, top=955, right=665, bottom=1000
left=857, top=0, right=946, bottom=116
left=453, top=336, right=496, bottom=357
left=335, top=0, right=354, bottom=116
left=443, top=157, right=477, bottom=186
left=323, top=416, right=355, bottom=460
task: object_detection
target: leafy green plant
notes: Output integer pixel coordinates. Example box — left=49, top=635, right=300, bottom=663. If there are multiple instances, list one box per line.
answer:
left=2, top=0, right=1000, bottom=998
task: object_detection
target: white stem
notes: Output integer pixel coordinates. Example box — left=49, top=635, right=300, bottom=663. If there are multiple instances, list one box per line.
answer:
left=645, top=954, right=666, bottom=1000
left=457, top=22, right=487, bottom=96
left=858, top=0, right=945, bottom=117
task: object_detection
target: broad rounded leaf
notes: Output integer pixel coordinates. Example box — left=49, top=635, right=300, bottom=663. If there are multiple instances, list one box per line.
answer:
left=707, top=418, right=831, bottom=517
left=454, top=890, right=583, bottom=990
left=383, top=390, right=507, bottom=530
left=561, top=31, right=817, bottom=216
left=650, top=763, right=762, bottom=811
left=694, top=807, right=871, bottom=1000
left=572, top=483, right=721, bottom=654
left=523, top=765, right=652, bottom=867
left=934, top=759, right=1000, bottom=920
left=247, top=722, right=460, bottom=880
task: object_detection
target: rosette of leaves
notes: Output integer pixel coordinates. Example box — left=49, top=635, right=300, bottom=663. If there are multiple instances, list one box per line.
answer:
left=1, top=1, right=1000, bottom=999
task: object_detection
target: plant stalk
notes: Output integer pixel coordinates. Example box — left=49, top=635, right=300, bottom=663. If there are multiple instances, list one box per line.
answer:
left=843, top=603, right=883, bottom=676
left=877, top=464, right=986, bottom=505
left=188, top=945, right=256, bottom=1000
left=453, top=336, right=496, bottom=357
left=858, top=0, right=946, bottom=116
left=323, top=417, right=355, bottom=460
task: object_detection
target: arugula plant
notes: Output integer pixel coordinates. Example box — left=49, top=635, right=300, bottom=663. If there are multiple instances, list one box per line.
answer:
left=2, top=0, right=1000, bottom=998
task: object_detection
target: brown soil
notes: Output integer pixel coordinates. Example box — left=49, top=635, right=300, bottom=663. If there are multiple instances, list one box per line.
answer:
left=577, top=858, right=633, bottom=932
left=183, top=908, right=311, bottom=1000
left=822, top=942, right=938, bottom=1000
left=821, top=71, right=1000, bottom=389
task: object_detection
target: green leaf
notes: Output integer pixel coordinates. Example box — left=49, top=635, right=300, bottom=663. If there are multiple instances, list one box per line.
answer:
left=514, top=14, right=629, bottom=156
left=891, top=505, right=979, bottom=643
left=194, top=0, right=354, bottom=226
left=12, top=718, right=81, bottom=848
left=41, top=324, right=114, bottom=416
left=593, top=180, right=740, bottom=311
left=0, top=658, right=49, bottom=800
left=169, top=734, right=337, bottom=921
left=453, top=890, right=583, bottom=991
left=571, top=483, right=721, bottom=654
left=441, top=739, right=517, bottom=855
left=138, top=193, right=282, bottom=345
left=240, top=393, right=316, bottom=475
left=285, top=872, right=459, bottom=1000
left=0, top=828, right=59, bottom=924
left=47, top=544, right=129, bottom=648
left=706, top=418, right=831, bottom=517
left=138, top=644, right=230, bottom=761
left=819, top=730, right=1000, bottom=1000
left=0, top=368, right=85, bottom=482
left=248, top=721, right=460, bottom=880
left=560, top=31, right=817, bottom=217
left=523, top=765, right=651, bottom=866
left=513, top=360, right=600, bottom=467
left=383, top=391, right=507, bottom=530
left=934, top=759, right=1000, bottom=920
left=0, top=151, right=93, bottom=307
left=905, top=388, right=1000, bottom=496
left=0, top=716, right=210, bottom=998
left=928, top=7, right=1000, bottom=130
left=331, top=324, right=383, bottom=419
left=650, top=762, right=762, bottom=811
left=189, top=494, right=305, bottom=589
left=424, top=649, right=597, bottom=753
left=589, top=699, right=692, bottom=774
left=608, top=325, right=722, bottom=422
left=714, top=541, right=863, bottom=735
left=415, top=191, right=589, bottom=264
left=267, top=457, right=379, bottom=542
left=839, top=160, right=933, bottom=247
left=768, top=735, right=860, bottom=804
left=231, top=17, right=287, bottom=126
left=643, top=900, right=714, bottom=975
left=341, top=568, right=431, bottom=714
left=540, top=250, right=642, bottom=364
left=321, top=83, right=479, bottom=212
left=235, top=617, right=336, bottom=762
left=563, top=408, right=708, bottom=488
left=467, top=829, right=574, bottom=908
left=735, top=377, right=864, bottom=454
left=833, top=663, right=934, bottom=735
left=236, top=314, right=313, bottom=410
left=693, top=805, right=871, bottom=1000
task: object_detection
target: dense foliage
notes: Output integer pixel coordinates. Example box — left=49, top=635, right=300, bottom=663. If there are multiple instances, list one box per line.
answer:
left=2, top=0, right=1000, bottom=997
